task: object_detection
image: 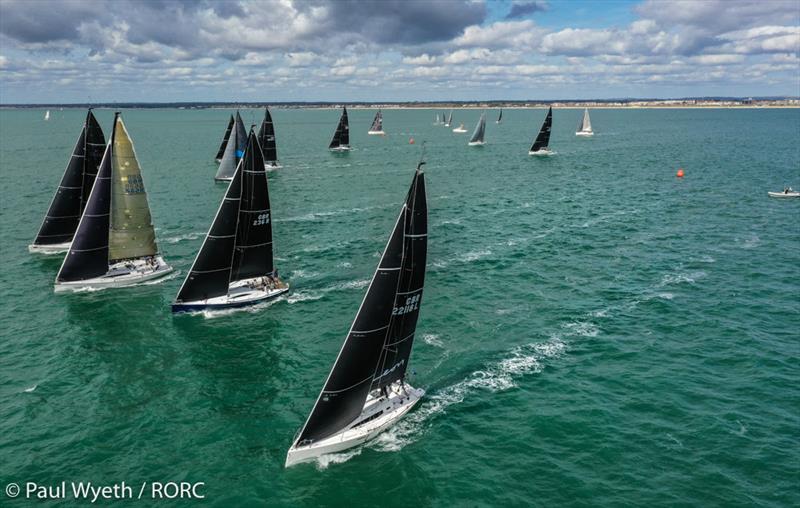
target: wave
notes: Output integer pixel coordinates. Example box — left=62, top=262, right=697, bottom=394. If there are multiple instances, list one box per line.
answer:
left=198, top=295, right=285, bottom=319
left=286, top=278, right=371, bottom=305
left=314, top=447, right=363, bottom=470
left=421, top=333, right=444, bottom=348
left=163, top=232, right=203, bottom=244
left=23, top=385, right=37, bottom=393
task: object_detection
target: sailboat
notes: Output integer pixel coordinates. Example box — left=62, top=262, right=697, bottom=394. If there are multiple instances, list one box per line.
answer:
left=258, top=107, right=282, bottom=170
left=444, top=110, right=453, bottom=127
left=44, top=110, right=50, bottom=121
left=468, top=113, right=486, bottom=146
left=29, top=110, right=106, bottom=254
left=329, top=107, right=350, bottom=151
left=528, top=107, right=553, bottom=155
left=452, top=122, right=467, bottom=133
left=433, top=113, right=441, bottom=125
left=286, top=162, right=428, bottom=467
left=54, top=113, right=172, bottom=292
left=496, top=109, right=503, bottom=124
left=575, top=108, right=593, bottom=136
left=173, top=129, right=288, bottom=313
left=368, top=109, right=385, bottom=135
left=215, top=115, right=234, bottom=162
left=215, top=111, right=247, bottom=181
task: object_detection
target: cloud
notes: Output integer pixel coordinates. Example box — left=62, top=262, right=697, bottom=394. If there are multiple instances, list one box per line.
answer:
left=505, top=1, right=548, bottom=20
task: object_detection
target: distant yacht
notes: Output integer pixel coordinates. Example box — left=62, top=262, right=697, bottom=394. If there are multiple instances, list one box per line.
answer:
left=468, top=113, right=486, bottom=146
left=286, top=162, right=428, bottom=468
left=368, top=109, right=385, bottom=135
left=215, top=111, right=247, bottom=181
left=329, top=107, right=350, bottom=151
left=215, top=115, right=234, bottom=162
left=452, top=122, right=467, bottom=133
left=575, top=108, right=593, bottom=136
left=496, top=109, right=503, bottom=124
left=30, top=109, right=105, bottom=254
left=528, top=107, right=553, bottom=156
left=444, top=110, right=453, bottom=127
left=55, top=113, right=172, bottom=292
left=768, top=187, right=800, bottom=198
left=173, top=129, right=288, bottom=313
left=44, top=110, right=50, bottom=121
left=258, top=107, right=282, bottom=170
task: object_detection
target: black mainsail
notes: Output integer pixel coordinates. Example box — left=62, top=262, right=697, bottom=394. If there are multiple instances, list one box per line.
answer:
left=368, top=110, right=383, bottom=133
left=469, top=113, right=486, bottom=144
left=295, top=166, right=427, bottom=445
left=215, top=111, right=248, bottom=180
left=257, top=108, right=279, bottom=166
left=529, top=107, right=552, bottom=152
left=32, top=110, right=105, bottom=248
left=215, top=115, right=234, bottom=161
left=328, top=107, right=350, bottom=149
left=497, top=109, right=503, bottom=123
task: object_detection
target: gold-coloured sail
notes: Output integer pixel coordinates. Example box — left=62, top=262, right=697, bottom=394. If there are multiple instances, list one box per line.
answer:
left=108, top=115, right=158, bottom=261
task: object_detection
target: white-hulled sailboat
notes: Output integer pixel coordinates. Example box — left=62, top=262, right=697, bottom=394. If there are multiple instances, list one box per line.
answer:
left=55, top=113, right=172, bottom=292
left=286, top=162, right=428, bottom=467
left=329, top=107, right=350, bottom=151
left=172, top=129, right=288, bottom=313
left=29, top=109, right=106, bottom=254
left=215, top=115, right=234, bottom=162
left=444, top=110, right=453, bottom=127
left=368, top=109, right=385, bottom=135
left=468, top=113, right=486, bottom=146
left=528, top=107, right=554, bottom=155
left=452, top=122, right=467, bottom=133
left=575, top=108, right=593, bottom=136
left=44, top=110, right=50, bottom=121
left=215, top=111, right=247, bottom=181
left=258, top=107, right=282, bottom=170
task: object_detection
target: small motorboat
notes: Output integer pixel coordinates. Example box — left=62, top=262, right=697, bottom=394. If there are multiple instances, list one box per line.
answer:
left=768, top=188, right=800, bottom=198
left=452, top=123, right=467, bottom=133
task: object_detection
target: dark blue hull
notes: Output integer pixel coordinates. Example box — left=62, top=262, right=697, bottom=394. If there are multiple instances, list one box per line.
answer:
left=171, top=289, right=287, bottom=314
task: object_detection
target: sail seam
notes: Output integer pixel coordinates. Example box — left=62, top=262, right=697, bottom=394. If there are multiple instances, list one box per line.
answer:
left=322, top=375, right=373, bottom=394
left=351, top=324, right=390, bottom=335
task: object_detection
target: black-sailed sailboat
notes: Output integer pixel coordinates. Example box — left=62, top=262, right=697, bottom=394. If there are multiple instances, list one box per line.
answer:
left=215, top=111, right=247, bottom=181
left=215, top=115, right=234, bottom=162
left=286, top=162, right=428, bottom=467
left=529, top=106, right=553, bottom=155
left=257, top=107, right=281, bottom=170
left=329, top=107, right=350, bottom=151
left=496, top=108, right=503, bottom=124
left=55, top=113, right=172, bottom=292
left=368, top=109, right=385, bottom=135
left=29, top=109, right=106, bottom=254
left=468, top=112, right=487, bottom=146
left=173, top=129, right=288, bottom=313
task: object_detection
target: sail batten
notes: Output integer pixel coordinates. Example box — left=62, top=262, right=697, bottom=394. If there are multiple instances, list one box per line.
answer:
left=530, top=107, right=553, bottom=152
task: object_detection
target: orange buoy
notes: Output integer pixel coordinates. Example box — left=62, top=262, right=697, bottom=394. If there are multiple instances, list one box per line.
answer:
left=676, top=168, right=684, bottom=178
left=409, top=137, right=415, bottom=144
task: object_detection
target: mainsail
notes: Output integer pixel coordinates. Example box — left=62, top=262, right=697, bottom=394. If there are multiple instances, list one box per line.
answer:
left=469, top=113, right=486, bottom=144
left=578, top=108, right=592, bottom=133
left=295, top=167, right=427, bottom=444
left=257, top=107, right=279, bottom=165
left=445, top=110, right=453, bottom=126
left=530, top=107, right=553, bottom=152
left=369, top=110, right=383, bottom=133
left=32, top=110, right=105, bottom=247
left=329, top=107, right=350, bottom=149
left=215, top=115, right=234, bottom=161
left=108, top=113, right=159, bottom=262
left=215, top=111, right=247, bottom=180
left=497, top=109, right=503, bottom=123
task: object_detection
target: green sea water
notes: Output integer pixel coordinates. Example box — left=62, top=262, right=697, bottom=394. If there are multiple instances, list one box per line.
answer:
left=1, top=107, right=798, bottom=507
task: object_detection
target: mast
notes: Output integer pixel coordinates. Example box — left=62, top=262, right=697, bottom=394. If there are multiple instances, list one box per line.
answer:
left=257, top=108, right=278, bottom=164
left=294, top=166, right=427, bottom=445
left=529, top=107, right=552, bottom=152
left=33, top=110, right=105, bottom=246
left=215, top=115, right=234, bottom=161
left=469, top=113, right=486, bottom=144
left=328, top=107, right=349, bottom=148
left=108, top=113, right=159, bottom=262
left=230, top=130, right=275, bottom=282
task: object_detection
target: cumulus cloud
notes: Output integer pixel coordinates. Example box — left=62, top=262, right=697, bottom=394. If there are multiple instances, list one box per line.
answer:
left=505, top=0, right=548, bottom=20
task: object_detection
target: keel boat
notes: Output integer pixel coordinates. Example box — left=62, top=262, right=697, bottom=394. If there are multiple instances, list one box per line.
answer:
left=215, top=111, right=247, bottom=181
left=258, top=107, right=282, bottom=170
left=468, top=113, right=486, bottom=146
left=329, top=107, right=350, bottom=151
left=529, top=107, right=554, bottom=155
left=576, top=108, right=593, bottom=136
left=368, top=110, right=385, bottom=135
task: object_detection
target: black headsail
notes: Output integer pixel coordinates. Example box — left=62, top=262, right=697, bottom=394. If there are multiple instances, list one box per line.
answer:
left=530, top=106, right=552, bottom=152
left=230, top=130, right=274, bottom=282
left=257, top=107, right=279, bottom=165
left=33, top=110, right=105, bottom=246
left=175, top=160, right=242, bottom=303
left=497, top=108, right=503, bottom=123
left=215, top=115, right=234, bottom=161
left=328, top=107, right=350, bottom=149
left=56, top=142, right=112, bottom=282
left=295, top=166, right=427, bottom=445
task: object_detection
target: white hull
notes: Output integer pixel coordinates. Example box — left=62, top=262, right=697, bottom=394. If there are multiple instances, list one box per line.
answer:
left=367, top=130, right=385, bottom=136
left=264, top=162, right=283, bottom=171
left=173, top=277, right=289, bottom=312
left=286, top=381, right=424, bottom=467
left=28, top=242, right=71, bottom=255
left=468, top=141, right=485, bottom=146
left=215, top=176, right=233, bottom=182
left=453, top=128, right=467, bottom=133
left=768, top=191, right=800, bottom=198
left=55, top=256, right=173, bottom=293
left=529, top=149, right=554, bottom=156
left=330, top=146, right=351, bottom=152
left=575, top=131, right=594, bottom=136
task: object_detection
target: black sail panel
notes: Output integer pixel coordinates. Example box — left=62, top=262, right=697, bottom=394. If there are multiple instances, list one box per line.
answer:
left=215, top=115, right=234, bottom=160
left=83, top=111, right=106, bottom=206
left=175, top=168, right=242, bottom=302
left=234, top=112, right=248, bottom=161
left=56, top=143, right=112, bottom=282
left=296, top=207, right=406, bottom=444
left=329, top=107, right=349, bottom=148
left=530, top=107, right=552, bottom=152
left=230, top=132, right=274, bottom=282
left=258, top=108, right=278, bottom=163
left=372, top=170, right=427, bottom=390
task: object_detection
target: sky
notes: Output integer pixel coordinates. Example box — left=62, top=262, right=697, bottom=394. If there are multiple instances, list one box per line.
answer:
left=0, top=0, right=798, bottom=103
